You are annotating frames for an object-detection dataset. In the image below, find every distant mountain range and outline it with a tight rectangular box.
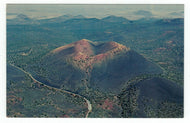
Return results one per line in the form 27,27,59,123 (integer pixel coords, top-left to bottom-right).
37,14,86,24
7,14,179,25
7,14,85,25
101,15,132,24
7,14,39,25
7,11,184,25
133,10,153,18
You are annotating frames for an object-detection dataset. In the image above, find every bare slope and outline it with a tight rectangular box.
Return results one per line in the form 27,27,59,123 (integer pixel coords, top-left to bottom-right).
31,39,162,93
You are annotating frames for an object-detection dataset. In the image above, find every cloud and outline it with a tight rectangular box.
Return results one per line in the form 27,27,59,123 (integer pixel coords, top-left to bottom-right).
7,13,18,15
169,12,183,16
169,11,184,18
133,10,153,17
26,9,37,12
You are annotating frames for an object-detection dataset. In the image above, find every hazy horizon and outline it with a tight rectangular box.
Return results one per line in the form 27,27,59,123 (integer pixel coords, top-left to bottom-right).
7,4,184,20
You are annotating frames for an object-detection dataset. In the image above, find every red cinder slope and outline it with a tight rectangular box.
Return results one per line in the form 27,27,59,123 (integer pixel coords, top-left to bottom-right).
50,39,130,70
36,39,162,93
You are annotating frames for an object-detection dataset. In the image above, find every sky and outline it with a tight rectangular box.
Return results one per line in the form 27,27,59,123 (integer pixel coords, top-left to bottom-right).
6,4,184,20
7,4,184,20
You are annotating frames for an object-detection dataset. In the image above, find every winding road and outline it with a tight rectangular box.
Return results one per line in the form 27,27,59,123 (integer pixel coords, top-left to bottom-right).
9,63,92,118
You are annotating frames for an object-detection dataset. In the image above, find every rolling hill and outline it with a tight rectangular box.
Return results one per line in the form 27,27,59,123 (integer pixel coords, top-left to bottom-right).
119,77,183,117
101,15,131,23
